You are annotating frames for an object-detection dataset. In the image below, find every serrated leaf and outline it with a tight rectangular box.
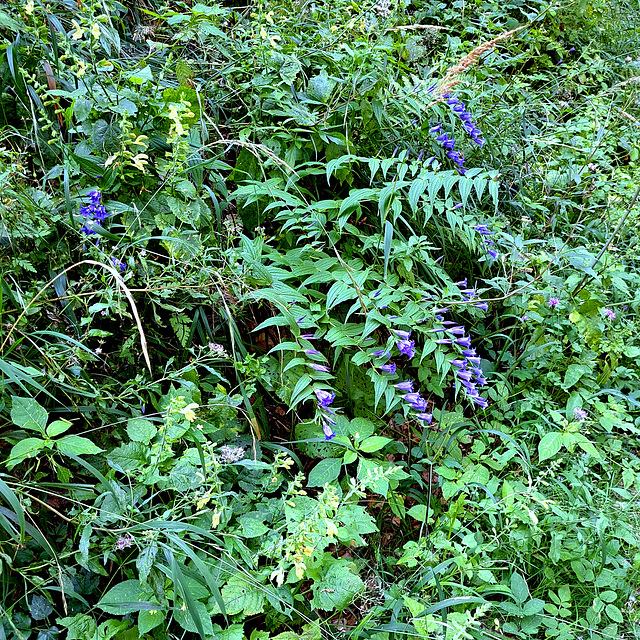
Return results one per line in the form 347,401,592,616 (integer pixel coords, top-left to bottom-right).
311,563,363,611
307,458,342,487
126,418,157,444
30,595,53,620
221,575,265,616
107,442,148,472
11,396,48,432
138,609,165,635
137,543,158,584
307,71,336,103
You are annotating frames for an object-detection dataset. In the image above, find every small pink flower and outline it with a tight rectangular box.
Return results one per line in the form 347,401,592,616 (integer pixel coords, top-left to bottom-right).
603,308,616,320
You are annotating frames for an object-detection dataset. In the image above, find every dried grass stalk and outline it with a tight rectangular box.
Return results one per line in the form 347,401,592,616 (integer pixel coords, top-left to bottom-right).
436,25,527,95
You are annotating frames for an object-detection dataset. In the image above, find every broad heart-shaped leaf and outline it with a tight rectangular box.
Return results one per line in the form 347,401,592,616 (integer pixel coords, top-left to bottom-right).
510,572,529,605
56,435,103,457
138,609,165,635
29,594,53,620
46,419,72,437
538,432,563,462
335,503,377,546
562,364,590,390
126,418,156,444
107,442,149,472
221,575,265,616
307,70,336,103
358,435,392,453
7,438,45,469
97,580,155,615
311,562,364,611
57,613,97,640
11,396,48,433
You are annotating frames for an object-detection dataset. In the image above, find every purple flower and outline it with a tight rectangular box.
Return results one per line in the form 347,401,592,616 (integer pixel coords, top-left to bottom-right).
305,349,321,355
446,326,466,336
456,337,472,348
474,302,489,310
411,398,428,411
573,407,588,422
395,381,414,392
461,349,476,358
429,124,443,134
393,329,411,341
373,349,389,357
110,257,126,273
467,356,481,365
297,316,306,324
402,392,421,404
436,133,456,150
322,420,336,441
548,297,560,309
372,290,381,298
315,389,335,407
475,375,488,386
456,370,473,381
603,308,616,320
427,327,447,333
309,363,330,372
397,340,415,358
472,396,488,408
380,362,397,374
487,249,499,260
455,278,468,287
416,412,433,424
114,534,135,551
450,359,466,368
474,225,493,236
433,308,450,314
435,338,453,345
300,334,317,339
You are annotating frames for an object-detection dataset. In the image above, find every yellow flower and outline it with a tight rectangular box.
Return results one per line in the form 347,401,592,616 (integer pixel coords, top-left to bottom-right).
195,491,211,511
211,509,221,528
325,519,338,537
302,545,314,556
24,0,34,15
91,23,101,39
270,567,285,587
280,457,294,470
268,34,281,48
71,20,85,40
265,11,275,24
76,59,86,77
179,402,199,422
130,153,149,173
104,155,118,168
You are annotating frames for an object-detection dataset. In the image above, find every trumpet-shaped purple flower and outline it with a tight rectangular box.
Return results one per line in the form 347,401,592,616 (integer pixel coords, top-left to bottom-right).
315,389,335,407
305,349,321,356
309,363,330,372
446,326,466,336
395,381,414,392
603,308,616,320
474,225,493,236
393,329,411,341
402,392,421,404
416,412,433,424
456,337,472,348
450,359,466,368
397,340,415,358
322,419,336,441
435,338,453,345
411,397,428,411
381,362,396,374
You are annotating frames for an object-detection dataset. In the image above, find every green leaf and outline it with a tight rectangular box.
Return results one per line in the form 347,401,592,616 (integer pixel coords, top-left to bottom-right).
6,438,45,469
56,435,103,457
97,580,155,615
173,598,213,636
137,543,158,583
562,364,589,390
11,396,48,433
358,436,392,453
510,572,529,605
538,432,563,462
574,435,602,460
221,575,265,616
46,419,72,437
126,418,157,444
237,513,269,538
605,603,623,623
407,504,428,521
289,373,312,408
311,562,363,611
57,614,97,640
107,442,148,472
307,458,342,487
138,609,165,635
336,503,377,545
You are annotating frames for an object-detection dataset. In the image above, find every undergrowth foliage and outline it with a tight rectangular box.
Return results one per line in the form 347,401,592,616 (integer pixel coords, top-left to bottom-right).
0,0,640,639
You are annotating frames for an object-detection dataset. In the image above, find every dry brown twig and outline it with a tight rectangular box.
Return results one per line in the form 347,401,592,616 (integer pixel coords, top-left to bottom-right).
435,25,527,95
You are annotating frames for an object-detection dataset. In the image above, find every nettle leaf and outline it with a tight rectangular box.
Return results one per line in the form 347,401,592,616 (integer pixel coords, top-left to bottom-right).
336,503,377,545
30,595,53,620
126,418,157,444
107,442,149,472
57,613,97,640
311,562,363,611
307,458,342,487
307,71,336,103
562,364,590,390
221,575,265,616
11,396,48,432
237,513,269,538
173,598,213,636
97,580,155,615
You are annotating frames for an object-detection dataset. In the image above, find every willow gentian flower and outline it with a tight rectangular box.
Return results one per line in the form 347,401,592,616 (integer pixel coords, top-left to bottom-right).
456,337,472,348
322,420,336,441
395,381,414,391
393,329,411,341
402,392,421,404
397,340,415,358
315,389,335,407
305,349,321,356
380,362,396,374
411,398,428,411
309,363,330,372
416,412,433,424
